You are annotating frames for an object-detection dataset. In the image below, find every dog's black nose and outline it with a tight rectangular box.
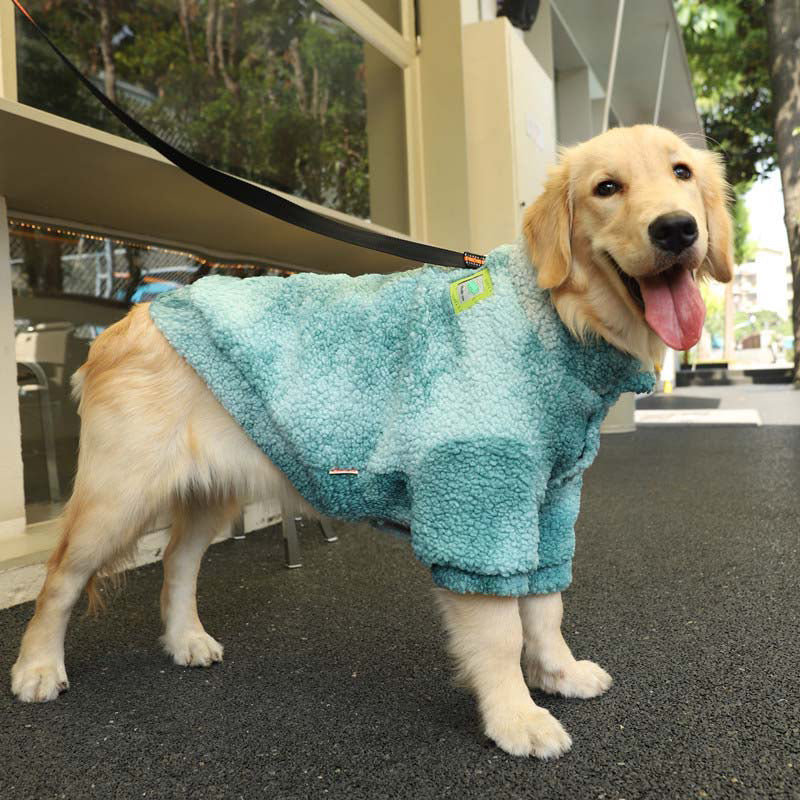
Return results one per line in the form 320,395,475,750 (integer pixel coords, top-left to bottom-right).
648,212,698,254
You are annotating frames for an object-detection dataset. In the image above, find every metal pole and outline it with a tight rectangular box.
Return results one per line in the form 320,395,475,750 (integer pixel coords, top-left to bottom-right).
602,0,626,132
653,25,670,125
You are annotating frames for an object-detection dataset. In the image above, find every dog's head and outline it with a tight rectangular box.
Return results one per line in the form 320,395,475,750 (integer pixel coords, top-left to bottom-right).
523,125,733,364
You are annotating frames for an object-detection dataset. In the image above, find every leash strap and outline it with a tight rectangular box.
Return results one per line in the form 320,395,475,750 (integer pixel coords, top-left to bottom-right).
11,0,485,270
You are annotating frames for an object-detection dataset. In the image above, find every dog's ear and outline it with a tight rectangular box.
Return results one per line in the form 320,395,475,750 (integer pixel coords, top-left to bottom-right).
698,150,734,283
523,160,573,290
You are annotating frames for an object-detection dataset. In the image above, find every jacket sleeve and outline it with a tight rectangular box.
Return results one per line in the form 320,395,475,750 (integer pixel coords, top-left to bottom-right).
408,437,550,596
533,473,582,586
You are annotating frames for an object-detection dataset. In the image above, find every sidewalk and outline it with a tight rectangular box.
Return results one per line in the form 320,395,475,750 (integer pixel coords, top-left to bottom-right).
637,383,800,425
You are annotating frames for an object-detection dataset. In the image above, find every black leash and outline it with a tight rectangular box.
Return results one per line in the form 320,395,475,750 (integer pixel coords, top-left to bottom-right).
11,0,485,271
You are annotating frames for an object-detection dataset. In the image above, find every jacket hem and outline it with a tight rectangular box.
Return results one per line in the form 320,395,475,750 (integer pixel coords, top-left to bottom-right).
430,561,572,597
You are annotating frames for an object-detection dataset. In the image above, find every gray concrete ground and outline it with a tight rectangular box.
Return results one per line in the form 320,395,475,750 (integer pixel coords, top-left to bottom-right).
0,427,798,799
638,383,800,425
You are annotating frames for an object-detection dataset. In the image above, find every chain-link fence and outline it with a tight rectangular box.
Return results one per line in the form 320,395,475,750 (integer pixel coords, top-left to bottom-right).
10,216,295,510
9,217,292,306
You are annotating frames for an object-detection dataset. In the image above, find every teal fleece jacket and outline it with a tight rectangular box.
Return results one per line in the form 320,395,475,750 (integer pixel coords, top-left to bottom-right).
150,241,654,597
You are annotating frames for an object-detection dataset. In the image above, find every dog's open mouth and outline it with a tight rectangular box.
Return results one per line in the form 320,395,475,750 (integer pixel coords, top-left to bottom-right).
604,252,706,351
607,253,645,310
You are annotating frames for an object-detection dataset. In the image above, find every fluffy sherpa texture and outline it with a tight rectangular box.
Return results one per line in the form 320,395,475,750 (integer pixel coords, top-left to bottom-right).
150,241,654,596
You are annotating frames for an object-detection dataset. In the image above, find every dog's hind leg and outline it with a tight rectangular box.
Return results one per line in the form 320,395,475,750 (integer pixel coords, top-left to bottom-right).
160,498,241,667
11,479,162,703
435,590,572,759
519,592,612,699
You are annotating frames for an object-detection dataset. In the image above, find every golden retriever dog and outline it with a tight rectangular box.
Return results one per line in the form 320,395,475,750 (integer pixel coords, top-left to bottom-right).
11,125,733,759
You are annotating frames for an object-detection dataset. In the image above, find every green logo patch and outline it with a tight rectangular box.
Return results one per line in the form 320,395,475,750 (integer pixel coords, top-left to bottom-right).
450,268,493,314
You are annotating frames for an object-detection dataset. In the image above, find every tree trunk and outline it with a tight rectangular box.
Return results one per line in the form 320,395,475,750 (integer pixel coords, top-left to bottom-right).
97,0,116,102
228,0,240,73
765,0,800,384
177,0,196,64
288,38,307,113
216,4,239,95
206,0,218,76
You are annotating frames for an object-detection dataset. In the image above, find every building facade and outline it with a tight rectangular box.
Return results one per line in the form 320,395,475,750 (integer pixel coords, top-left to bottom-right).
0,0,701,588
734,247,794,321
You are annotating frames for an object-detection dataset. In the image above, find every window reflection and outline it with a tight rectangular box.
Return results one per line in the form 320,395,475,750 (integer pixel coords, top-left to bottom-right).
11,217,288,522
16,1,408,230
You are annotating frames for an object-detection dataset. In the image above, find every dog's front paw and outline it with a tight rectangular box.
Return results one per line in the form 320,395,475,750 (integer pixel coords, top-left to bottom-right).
162,630,224,667
11,659,69,703
527,658,612,699
484,704,572,759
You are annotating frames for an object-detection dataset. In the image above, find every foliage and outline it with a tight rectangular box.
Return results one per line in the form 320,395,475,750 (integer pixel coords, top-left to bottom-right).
677,0,799,377
675,0,773,272
16,0,371,219
675,0,773,186
731,186,757,266
735,309,793,341
699,286,792,348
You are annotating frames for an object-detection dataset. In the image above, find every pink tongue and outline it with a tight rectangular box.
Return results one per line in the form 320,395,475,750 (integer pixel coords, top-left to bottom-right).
638,267,706,351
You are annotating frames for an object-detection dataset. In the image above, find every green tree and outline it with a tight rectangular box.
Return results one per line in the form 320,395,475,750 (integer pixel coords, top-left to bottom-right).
16,0,371,219
676,0,800,382
676,1,774,184
732,188,757,266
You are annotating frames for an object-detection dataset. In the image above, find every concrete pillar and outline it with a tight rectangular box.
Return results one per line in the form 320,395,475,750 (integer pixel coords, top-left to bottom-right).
556,67,592,147
417,0,473,250
461,18,556,254
0,198,27,539
460,0,496,25
1,2,29,537
591,98,605,137
0,0,17,102
600,392,636,434
523,0,554,82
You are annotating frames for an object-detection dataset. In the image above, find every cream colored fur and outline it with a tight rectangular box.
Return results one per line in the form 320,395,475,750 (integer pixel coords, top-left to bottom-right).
11,125,733,760
525,125,733,368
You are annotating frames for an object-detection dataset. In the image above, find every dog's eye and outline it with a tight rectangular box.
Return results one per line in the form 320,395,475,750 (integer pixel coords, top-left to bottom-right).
674,163,692,180
594,180,621,197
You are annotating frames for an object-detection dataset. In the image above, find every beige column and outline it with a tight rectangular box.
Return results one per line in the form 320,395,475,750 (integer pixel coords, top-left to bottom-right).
416,0,473,250
556,67,592,146
523,0,554,82
0,5,25,535
0,197,26,538
0,0,17,102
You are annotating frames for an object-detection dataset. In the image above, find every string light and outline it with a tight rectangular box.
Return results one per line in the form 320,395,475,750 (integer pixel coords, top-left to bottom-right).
8,217,294,276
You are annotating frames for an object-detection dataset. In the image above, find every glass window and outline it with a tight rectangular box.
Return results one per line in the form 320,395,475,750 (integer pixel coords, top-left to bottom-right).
15,1,409,231
10,216,289,523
